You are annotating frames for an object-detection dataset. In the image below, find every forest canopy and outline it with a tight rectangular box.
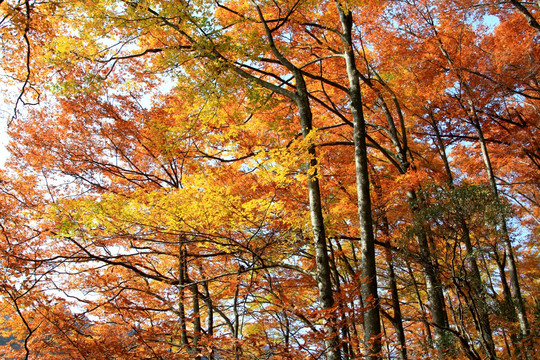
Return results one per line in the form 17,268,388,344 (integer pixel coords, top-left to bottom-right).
0,0,539,359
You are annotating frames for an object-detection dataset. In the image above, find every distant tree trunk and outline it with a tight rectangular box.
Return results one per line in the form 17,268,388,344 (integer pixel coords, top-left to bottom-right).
328,239,354,360
372,168,408,360
430,117,497,359
334,237,364,358
471,115,530,348
433,25,530,349
391,133,451,357
178,241,189,349
408,198,451,359
191,282,201,357
384,247,408,360
233,268,241,360
200,267,214,360
406,263,433,347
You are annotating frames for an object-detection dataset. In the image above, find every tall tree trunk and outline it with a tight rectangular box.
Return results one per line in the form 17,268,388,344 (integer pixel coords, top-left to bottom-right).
337,6,382,359
408,197,451,359
372,167,408,360
433,24,530,348
385,248,408,360
379,98,451,356
178,241,189,350
191,282,201,358
328,239,354,360
430,117,497,359
473,118,530,337
201,268,214,360
353,44,450,356
229,7,342,359
296,88,341,360
406,262,433,348
335,238,364,358
233,269,241,360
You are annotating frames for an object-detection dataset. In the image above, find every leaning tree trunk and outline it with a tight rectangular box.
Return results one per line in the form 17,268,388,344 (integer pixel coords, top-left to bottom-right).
472,116,530,350
375,95,451,358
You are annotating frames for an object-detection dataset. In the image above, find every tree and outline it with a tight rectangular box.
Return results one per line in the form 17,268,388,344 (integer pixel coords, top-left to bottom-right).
1,0,539,359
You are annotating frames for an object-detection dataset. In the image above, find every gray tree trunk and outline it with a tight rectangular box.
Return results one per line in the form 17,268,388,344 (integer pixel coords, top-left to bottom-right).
472,117,530,350
431,118,497,359
296,82,341,360
336,5,382,359
230,7,342,359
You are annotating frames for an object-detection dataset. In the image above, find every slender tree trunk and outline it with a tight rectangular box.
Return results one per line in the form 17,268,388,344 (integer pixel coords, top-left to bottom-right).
385,100,451,357
178,242,189,350
493,247,518,314
385,248,408,360
233,269,241,360
406,263,433,348
472,118,530,341
435,25,530,344
408,189,451,358
460,223,497,359
233,7,341,358
191,282,201,357
296,90,341,360
372,167,408,360
337,6,382,359
356,46,450,356
335,238,363,358
201,271,214,360
430,118,497,359
329,239,354,360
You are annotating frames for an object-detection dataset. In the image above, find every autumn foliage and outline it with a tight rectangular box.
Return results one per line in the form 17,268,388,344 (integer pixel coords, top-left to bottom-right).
0,0,539,359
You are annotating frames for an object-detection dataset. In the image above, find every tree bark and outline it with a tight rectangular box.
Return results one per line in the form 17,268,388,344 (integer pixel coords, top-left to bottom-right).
430,117,497,359
337,6,382,359
222,7,342,359
472,116,530,343
372,167,408,360
407,194,451,359
296,87,341,360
